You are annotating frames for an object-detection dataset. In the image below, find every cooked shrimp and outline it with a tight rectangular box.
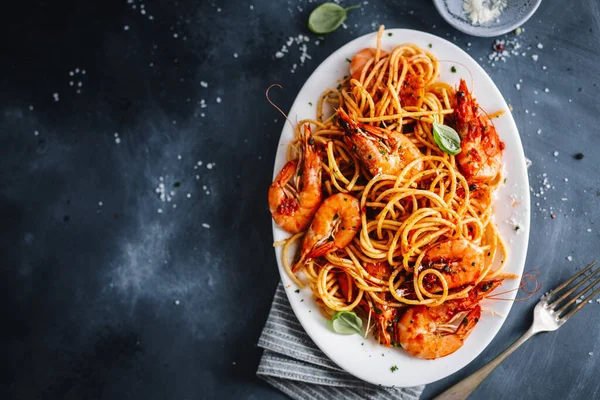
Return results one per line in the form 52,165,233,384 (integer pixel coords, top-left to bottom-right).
364,261,391,281
400,73,425,107
421,239,485,293
397,279,502,359
268,124,322,233
370,303,397,347
337,108,424,176
454,79,505,183
349,48,388,81
293,193,361,272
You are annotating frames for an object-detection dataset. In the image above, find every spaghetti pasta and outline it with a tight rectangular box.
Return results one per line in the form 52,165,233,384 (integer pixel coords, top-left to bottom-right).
269,25,509,359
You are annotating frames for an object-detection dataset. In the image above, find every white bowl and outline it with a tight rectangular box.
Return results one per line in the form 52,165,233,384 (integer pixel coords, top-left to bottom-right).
433,0,543,37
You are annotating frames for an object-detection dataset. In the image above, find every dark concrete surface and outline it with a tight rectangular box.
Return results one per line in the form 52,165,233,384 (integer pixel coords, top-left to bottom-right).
1,0,599,399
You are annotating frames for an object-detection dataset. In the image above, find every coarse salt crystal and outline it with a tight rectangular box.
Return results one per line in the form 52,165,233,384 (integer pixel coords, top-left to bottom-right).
207,163,214,169
544,88,550,93
186,193,191,198
124,25,130,31
515,83,521,90
200,81,208,88
216,97,222,103
98,201,103,206
202,223,210,228
553,151,559,157
537,129,542,134
157,208,163,214
531,54,538,61
34,130,39,136
177,155,182,160
587,228,592,232
537,43,544,49
567,256,573,261
175,300,180,305
233,53,238,58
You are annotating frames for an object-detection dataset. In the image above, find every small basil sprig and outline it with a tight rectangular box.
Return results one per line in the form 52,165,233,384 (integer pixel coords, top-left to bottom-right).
331,311,363,335
308,3,360,34
432,122,462,155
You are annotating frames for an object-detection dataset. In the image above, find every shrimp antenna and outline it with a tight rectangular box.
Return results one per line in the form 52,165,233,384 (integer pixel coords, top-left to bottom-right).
266,84,295,131
437,60,474,92
486,270,542,301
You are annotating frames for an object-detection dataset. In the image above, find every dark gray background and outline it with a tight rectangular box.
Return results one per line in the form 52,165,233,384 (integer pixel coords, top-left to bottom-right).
1,0,599,399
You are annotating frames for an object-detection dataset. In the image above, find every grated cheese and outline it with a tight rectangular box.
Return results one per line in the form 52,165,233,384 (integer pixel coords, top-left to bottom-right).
463,0,507,25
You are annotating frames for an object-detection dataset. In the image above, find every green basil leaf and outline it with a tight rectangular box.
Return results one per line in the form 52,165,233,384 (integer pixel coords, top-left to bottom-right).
308,3,360,34
432,122,462,155
331,311,363,335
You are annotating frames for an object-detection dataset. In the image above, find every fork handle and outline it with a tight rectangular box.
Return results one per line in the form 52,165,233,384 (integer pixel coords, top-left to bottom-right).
432,327,537,400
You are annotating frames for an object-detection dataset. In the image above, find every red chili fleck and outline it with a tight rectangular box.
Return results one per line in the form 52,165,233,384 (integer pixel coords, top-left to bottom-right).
278,198,299,215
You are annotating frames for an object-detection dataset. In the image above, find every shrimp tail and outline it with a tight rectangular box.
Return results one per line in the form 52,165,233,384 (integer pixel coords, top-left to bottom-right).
307,241,336,259
455,305,481,336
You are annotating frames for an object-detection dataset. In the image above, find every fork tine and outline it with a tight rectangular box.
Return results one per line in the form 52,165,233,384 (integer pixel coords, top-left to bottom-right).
550,263,600,307
555,274,600,317
559,285,600,321
547,260,597,300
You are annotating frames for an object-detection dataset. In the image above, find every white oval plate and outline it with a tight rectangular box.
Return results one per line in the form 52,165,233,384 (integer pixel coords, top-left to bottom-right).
271,28,530,387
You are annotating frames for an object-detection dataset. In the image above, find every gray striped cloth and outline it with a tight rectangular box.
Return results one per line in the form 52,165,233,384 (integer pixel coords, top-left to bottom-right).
257,283,425,400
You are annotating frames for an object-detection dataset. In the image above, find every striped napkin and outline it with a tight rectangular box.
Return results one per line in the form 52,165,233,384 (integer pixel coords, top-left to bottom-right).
256,283,425,400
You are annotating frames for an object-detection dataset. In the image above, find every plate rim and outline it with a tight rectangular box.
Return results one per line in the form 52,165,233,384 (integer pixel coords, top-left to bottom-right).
270,27,531,387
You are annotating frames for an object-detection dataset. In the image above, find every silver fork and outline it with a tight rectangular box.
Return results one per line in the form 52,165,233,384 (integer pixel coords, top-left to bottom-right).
434,260,600,400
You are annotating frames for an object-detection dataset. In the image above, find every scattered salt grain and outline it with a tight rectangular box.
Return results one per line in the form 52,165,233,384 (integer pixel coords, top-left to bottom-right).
175,300,180,305
157,208,163,214
202,223,210,229
590,352,594,356
186,193,191,198
587,228,592,232
544,88,550,93
567,256,573,261
531,54,538,61
115,137,121,144
233,53,238,58
537,43,544,49
515,83,520,90
206,163,214,169
98,201,103,206
34,130,39,136
29,105,34,110
537,129,542,135
124,25,130,31
173,33,178,38
249,5,254,10
200,81,208,88
553,151,559,157
216,97,222,103
564,178,568,182
52,93,59,102
525,158,532,168
177,155,182,160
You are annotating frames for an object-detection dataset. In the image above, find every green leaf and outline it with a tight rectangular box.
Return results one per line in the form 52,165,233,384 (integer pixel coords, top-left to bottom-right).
331,311,363,335
308,3,360,34
432,122,462,155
